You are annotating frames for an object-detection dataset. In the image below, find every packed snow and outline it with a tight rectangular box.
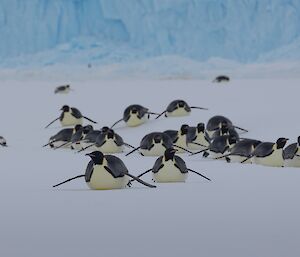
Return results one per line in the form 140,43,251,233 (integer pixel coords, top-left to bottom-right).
1,74,300,257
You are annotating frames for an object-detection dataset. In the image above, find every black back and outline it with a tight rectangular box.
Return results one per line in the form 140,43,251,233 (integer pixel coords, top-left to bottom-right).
163,130,178,143
230,139,261,157
166,99,191,113
50,128,73,142
71,107,83,119
105,155,128,178
252,142,275,157
209,135,230,154
283,143,298,159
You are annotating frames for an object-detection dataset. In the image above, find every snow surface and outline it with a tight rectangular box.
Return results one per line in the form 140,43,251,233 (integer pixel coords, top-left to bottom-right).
1,75,300,257
1,0,300,64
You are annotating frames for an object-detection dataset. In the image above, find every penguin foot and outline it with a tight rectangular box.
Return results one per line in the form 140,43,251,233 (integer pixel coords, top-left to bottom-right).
226,157,231,163
127,181,132,187
203,151,209,158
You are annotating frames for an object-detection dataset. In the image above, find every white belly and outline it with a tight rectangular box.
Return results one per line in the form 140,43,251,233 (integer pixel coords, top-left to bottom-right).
174,135,187,153
58,88,71,94
187,134,209,150
71,142,83,150
94,139,124,153
126,114,148,127
253,149,284,167
60,112,83,127
229,155,252,164
152,161,188,183
50,141,70,149
166,108,190,117
140,143,166,156
284,156,300,167
87,165,129,190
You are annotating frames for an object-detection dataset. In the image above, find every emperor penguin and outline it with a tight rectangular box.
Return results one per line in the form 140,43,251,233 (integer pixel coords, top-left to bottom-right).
186,123,210,151
0,136,7,147
213,75,230,83
79,129,134,154
242,138,289,167
110,104,159,128
156,99,208,119
163,124,193,153
70,125,94,150
191,135,238,161
214,139,262,163
43,124,83,148
126,132,173,157
206,115,248,138
52,151,156,190
80,127,106,149
54,85,72,94
283,137,300,167
45,105,97,128
134,148,211,183
210,122,239,141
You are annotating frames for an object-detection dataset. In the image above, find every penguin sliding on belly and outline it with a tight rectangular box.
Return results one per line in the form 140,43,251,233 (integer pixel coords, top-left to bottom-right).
78,129,134,154
214,139,262,163
163,124,195,153
241,138,288,167
54,85,72,94
186,123,210,151
110,104,159,128
53,151,156,190
133,149,211,183
70,125,94,150
125,132,174,157
45,105,97,128
190,135,238,162
156,99,208,119
206,115,248,138
283,136,300,167
0,136,7,147
43,125,83,148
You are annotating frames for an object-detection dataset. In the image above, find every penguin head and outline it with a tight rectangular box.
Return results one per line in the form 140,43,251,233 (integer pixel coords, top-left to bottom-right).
83,125,93,134
86,151,104,165
74,124,83,132
276,138,289,149
180,124,189,135
297,136,300,145
220,122,229,134
154,134,162,144
106,129,115,139
66,85,70,88
178,100,186,108
131,107,138,114
164,148,177,161
228,135,237,145
197,123,205,133
101,126,110,133
60,105,70,112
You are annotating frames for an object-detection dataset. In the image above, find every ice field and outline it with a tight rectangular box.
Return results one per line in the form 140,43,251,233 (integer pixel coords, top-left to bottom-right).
1,75,300,257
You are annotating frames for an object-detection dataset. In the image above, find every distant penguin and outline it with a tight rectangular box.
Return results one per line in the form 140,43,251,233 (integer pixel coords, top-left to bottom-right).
242,138,288,167
164,124,193,153
0,136,7,147
126,132,173,157
186,123,210,151
45,105,97,128
191,135,238,161
156,99,208,119
213,75,230,83
134,149,211,183
53,151,156,190
54,85,72,94
215,139,262,163
70,125,94,150
111,104,159,128
283,137,300,167
206,115,248,138
43,125,83,149
79,129,134,154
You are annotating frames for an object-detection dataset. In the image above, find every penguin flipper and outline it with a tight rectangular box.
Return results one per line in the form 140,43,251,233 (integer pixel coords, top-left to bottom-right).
45,117,60,128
